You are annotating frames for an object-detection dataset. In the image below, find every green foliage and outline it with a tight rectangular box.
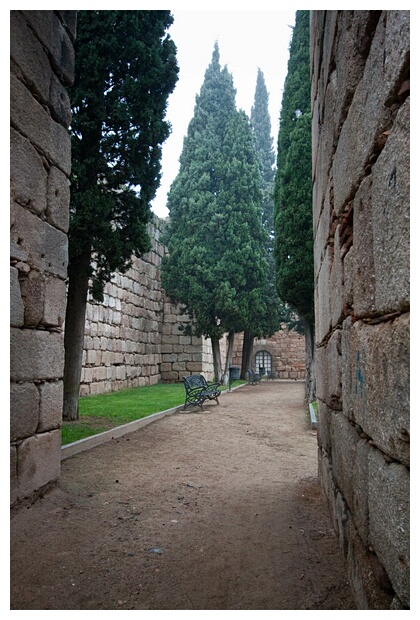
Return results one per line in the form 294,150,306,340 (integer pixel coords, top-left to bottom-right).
161,43,269,339
274,11,314,325
69,10,179,300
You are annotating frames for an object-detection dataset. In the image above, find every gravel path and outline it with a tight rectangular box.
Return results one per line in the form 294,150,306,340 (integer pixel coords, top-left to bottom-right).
11,380,356,610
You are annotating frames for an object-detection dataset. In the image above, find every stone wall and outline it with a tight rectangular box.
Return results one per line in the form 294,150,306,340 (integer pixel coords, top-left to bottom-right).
232,330,306,379
81,219,227,393
10,10,76,505
311,10,409,609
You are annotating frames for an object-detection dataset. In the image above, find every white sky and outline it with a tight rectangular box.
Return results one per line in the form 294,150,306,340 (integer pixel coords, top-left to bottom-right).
151,9,296,218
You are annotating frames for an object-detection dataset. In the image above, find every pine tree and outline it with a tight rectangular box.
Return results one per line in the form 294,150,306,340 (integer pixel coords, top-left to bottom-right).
63,10,178,419
161,43,268,381
273,10,315,399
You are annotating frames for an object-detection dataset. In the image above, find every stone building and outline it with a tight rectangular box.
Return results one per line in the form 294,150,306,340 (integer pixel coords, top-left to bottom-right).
311,10,410,609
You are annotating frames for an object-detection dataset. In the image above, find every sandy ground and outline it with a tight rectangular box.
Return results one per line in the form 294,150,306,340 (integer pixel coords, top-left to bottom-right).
10,380,356,610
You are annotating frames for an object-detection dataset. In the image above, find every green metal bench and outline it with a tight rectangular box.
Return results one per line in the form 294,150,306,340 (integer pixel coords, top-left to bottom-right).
182,375,222,410
247,369,262,385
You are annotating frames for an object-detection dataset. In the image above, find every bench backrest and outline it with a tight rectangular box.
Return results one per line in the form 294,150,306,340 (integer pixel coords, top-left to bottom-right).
183,374,207,392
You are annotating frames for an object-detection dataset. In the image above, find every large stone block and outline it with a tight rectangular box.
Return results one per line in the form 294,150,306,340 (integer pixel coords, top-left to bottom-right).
10,266,24,327
372,99,410,314
44,276,66,327
47,165,70,233
10,128,47,215
21,10,75,87
10,11,52,104
330,413,360,516
38,380,63,432
10,382,40,442
332,14,392,215
352,176,376,318
342,315,409,465
314,245,332,344
10,328,64,382
347,520,394,609
368,448,409,606
11,203,68,278
16,430,61,500
10,74,71,175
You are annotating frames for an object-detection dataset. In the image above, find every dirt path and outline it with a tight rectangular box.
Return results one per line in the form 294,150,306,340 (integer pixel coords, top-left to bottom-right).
10,380,356,610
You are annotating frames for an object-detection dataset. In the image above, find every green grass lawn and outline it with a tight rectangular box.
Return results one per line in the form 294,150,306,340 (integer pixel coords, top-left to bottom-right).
61,380,245,445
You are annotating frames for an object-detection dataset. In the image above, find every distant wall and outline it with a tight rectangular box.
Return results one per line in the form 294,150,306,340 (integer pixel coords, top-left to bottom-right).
10,10,76,505
311,10,409,609
232,330,306,379
81,219,226,394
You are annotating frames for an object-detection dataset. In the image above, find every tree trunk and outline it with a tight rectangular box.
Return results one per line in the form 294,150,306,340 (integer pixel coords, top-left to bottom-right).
240,330,254,379
63,250,91,420
211,336,223,383
222,330,235,385
304,319,316,403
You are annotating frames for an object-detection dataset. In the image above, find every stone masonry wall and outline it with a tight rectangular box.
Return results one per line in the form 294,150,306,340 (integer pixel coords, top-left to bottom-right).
10,10,76,505
232,330,306,379
311,10,409,609
81,219,226,394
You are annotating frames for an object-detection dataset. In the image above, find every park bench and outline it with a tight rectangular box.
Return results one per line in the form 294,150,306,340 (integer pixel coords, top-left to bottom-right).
182,375,222,410
247,369,262,385
267,371,276,380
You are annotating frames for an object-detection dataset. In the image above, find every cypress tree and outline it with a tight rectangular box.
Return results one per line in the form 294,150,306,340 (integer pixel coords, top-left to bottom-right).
63,10,178,419
273,10,315,399
161,43,268,381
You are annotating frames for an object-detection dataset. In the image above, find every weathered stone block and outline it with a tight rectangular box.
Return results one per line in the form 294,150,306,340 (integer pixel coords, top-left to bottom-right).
316,400,332,455
10,128,47,215
315,245,332,344
10,74,71,175
11,203,68,278
372,99,410,314
10,382,40,441
342,315,409,465
38,380,63,432
10,266,24,327
16,430,61,499
330,413,360,515
347,519,394,610
332,14,392,215
44,276,66,327
352,176,376,317
10,328,64,382
22,268,45,326
47,165,70,232
368,448,409,607
21,10,75,87
330,225,345,328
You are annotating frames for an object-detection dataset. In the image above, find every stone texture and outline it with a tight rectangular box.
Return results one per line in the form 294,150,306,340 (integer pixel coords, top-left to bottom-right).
368,449,410,607
10,266,24,327
10,10,74,507
16,430,61,500
372,99,410,314
10,382,40,442
11,328,65,383
312,10,410,609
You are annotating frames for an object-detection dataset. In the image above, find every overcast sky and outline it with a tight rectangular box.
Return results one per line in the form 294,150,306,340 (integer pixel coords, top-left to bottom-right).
151,9,296,218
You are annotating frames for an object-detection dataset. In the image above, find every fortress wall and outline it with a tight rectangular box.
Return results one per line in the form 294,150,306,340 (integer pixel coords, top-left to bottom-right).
311,10,409,609
10,10,76,505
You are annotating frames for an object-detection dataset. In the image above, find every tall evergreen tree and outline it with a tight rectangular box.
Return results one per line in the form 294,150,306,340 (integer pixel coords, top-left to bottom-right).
273,10,315,400
161,43,268,382
63,10,178,419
